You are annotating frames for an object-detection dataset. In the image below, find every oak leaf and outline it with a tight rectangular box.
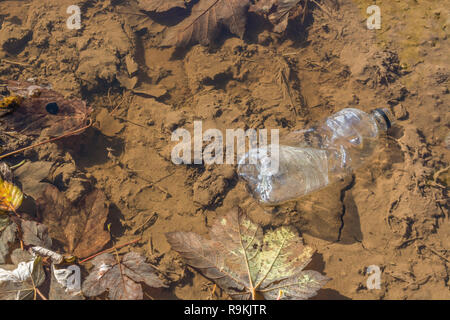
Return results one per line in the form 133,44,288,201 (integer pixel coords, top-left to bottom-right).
162,0,251,47
37,185,110,259
167,209,329,300
82,252,167,300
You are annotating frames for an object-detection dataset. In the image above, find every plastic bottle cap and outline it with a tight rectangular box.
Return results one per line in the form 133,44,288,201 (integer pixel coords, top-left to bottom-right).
374,108,392,129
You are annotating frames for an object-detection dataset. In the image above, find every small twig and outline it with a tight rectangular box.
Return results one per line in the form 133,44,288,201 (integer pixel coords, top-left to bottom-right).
1,59,29,67
35,287,48,300
0,121,92,160
79,238,141,264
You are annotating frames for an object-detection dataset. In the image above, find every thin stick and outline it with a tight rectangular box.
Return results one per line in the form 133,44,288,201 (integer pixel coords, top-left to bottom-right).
35,287,48,300
79,238,141,264
1,59,29,67
0,121,92,160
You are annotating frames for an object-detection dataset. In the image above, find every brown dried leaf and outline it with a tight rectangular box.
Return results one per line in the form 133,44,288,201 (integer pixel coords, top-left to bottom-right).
138,0,186,12
37,185,110,259
250,0,305,32
3,80,91,138
162,0,251,47
21,220,52,249
0,162,13,183
167,209,329,300
82,252,167,300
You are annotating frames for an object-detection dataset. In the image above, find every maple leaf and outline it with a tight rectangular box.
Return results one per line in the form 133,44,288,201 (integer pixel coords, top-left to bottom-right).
162,0,252,47
167,209,329,300
0,257,45,300
138,0,187,13
2,80,91,138
82,252,167,300
37,184,110,259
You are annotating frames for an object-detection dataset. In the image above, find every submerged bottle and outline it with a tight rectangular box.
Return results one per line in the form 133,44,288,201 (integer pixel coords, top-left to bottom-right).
238,108,394,205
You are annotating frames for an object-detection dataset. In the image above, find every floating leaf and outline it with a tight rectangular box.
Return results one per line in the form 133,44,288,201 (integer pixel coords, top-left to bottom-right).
2,80,91,138
167,209,329,300
0,257,45,300
0,178,23,213
162,0,251,47
37,184,110,259
82,252,167,300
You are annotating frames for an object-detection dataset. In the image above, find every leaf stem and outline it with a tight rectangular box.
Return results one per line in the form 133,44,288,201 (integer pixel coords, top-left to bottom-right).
79,238,141,264
0,121,92,160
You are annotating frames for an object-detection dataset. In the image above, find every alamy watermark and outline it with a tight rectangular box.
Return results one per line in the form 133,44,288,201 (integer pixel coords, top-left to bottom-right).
366,265,381,290
171,121,280,172
367,5,381,30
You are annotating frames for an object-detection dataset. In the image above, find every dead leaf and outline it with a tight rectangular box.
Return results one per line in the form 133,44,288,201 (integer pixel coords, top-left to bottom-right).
82,252,167,300
0,257,45,300
250,0,305,32
138,0,187,12
167,209,329,300
163,0,251,47
21,220,52,249
14,161,53,199
3,80,91,138
0,218,16,264
0,177,23,212
37,184,110,259
0,162,13,182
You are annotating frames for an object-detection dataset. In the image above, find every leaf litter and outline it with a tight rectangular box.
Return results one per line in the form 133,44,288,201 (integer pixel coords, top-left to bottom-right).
167,209,329,300
160,0,308,47
82,252,167,300
37,184,111,259
3,80,92,138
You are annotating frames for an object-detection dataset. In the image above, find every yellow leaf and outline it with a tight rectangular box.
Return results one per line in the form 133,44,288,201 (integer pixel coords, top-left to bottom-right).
0,178,23,213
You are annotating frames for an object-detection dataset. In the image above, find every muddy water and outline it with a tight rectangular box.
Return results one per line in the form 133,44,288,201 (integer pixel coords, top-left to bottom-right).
0,0,448,300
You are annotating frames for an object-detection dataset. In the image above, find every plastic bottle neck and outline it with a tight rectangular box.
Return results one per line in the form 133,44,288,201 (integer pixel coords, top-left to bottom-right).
371,108,394,131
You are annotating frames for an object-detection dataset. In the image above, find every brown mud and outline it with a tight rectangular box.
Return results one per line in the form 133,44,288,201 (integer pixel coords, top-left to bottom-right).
0,0,448,299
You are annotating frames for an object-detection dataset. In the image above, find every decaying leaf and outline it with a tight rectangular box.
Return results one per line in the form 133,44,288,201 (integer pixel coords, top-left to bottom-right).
0,218,16,264
21,220,52,249
0,257,45,300
14,161,53,199
163,0,251,47
167,209,329,300
138,0,187,12
37,184,110,259
0,162,13,183
0,178,23,212
2,80,91,138
82,252,167,300
250,0,306,33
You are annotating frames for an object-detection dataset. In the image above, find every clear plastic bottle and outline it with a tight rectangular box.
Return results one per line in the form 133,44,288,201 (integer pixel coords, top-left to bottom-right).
238,108,394,205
